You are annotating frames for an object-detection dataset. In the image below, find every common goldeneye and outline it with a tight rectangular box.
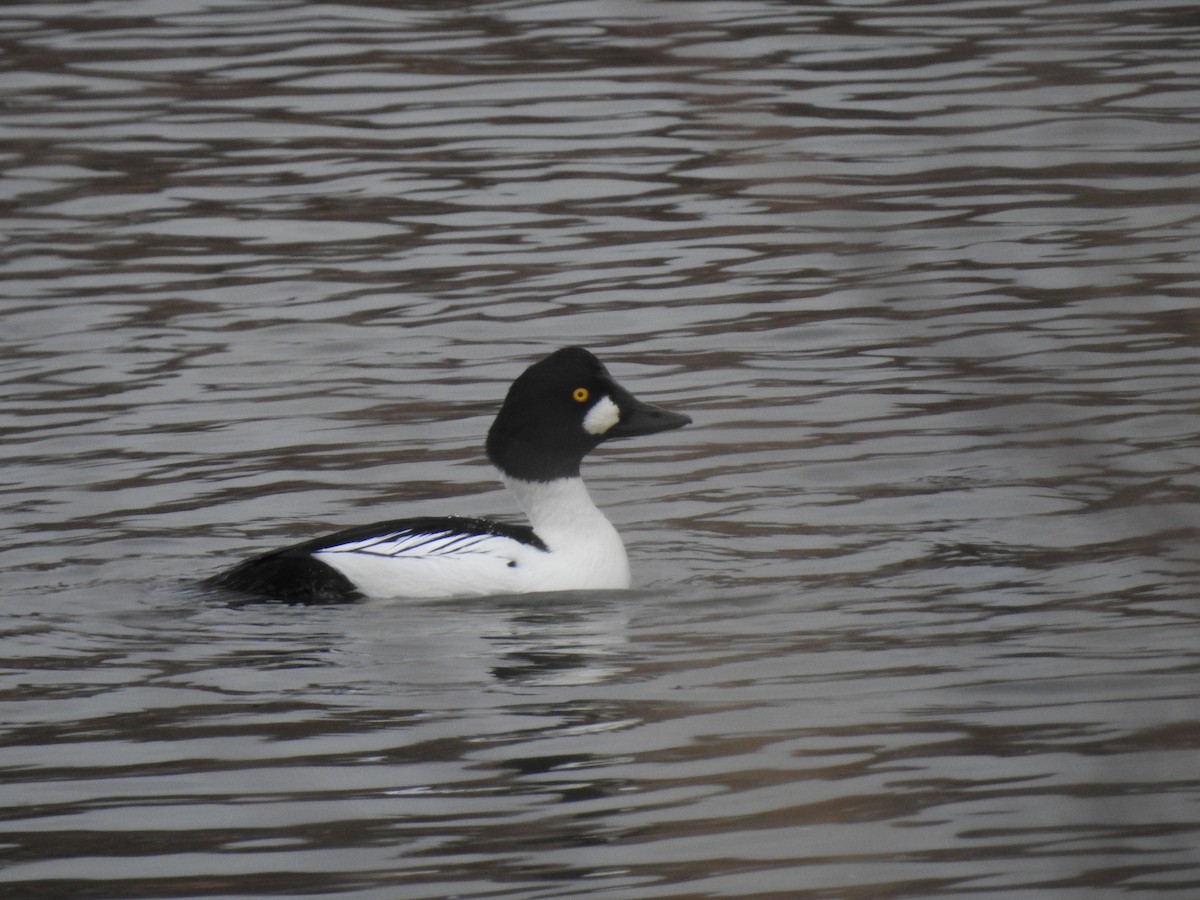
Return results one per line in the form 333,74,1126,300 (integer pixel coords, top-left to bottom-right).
206,347,690,601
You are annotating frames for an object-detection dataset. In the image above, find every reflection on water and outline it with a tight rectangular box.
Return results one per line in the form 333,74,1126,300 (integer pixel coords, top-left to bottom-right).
2,0,1199,897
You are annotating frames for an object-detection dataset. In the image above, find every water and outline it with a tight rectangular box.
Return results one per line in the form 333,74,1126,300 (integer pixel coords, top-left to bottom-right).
2,0,1199,897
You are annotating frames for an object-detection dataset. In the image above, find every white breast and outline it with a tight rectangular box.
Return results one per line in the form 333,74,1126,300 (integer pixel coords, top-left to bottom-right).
502,476,631,592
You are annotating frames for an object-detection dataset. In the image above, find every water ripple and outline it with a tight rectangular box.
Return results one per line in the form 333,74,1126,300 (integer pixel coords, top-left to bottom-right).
2,0,1199,897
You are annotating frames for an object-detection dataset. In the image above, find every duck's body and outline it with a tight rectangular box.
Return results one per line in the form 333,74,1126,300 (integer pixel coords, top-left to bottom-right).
206,347,689,602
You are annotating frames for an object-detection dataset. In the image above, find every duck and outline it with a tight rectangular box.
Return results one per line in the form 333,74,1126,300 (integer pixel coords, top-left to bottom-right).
204,346,690,601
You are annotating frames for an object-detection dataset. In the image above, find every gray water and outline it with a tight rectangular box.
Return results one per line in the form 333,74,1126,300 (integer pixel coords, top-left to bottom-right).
2,1,1199,897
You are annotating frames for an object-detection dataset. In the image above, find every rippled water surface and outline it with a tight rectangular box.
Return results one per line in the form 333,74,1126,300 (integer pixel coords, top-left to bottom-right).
3,1,1200,897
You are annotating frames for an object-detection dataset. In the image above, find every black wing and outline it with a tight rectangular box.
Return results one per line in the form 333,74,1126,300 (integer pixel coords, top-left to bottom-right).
204,516,545,604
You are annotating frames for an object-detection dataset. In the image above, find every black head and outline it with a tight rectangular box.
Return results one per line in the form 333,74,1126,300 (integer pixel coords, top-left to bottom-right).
485,347,691,482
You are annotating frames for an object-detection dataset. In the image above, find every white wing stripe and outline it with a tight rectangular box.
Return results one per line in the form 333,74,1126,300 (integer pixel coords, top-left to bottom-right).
322,530,512,559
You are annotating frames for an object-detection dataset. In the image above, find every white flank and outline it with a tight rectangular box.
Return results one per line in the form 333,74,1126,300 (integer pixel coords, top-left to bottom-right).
313,476,631,599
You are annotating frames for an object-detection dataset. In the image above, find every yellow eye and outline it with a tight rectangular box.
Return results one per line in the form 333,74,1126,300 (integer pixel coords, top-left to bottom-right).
572,387,590,403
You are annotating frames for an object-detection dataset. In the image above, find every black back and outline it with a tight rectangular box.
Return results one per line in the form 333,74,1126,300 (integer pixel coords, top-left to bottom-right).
204,516,545,604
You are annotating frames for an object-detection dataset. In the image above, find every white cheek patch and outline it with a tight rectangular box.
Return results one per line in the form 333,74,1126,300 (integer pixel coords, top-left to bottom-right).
582,395,621,435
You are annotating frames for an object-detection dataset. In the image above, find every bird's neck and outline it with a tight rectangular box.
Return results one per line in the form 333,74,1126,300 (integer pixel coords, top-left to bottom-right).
502,475,620,548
